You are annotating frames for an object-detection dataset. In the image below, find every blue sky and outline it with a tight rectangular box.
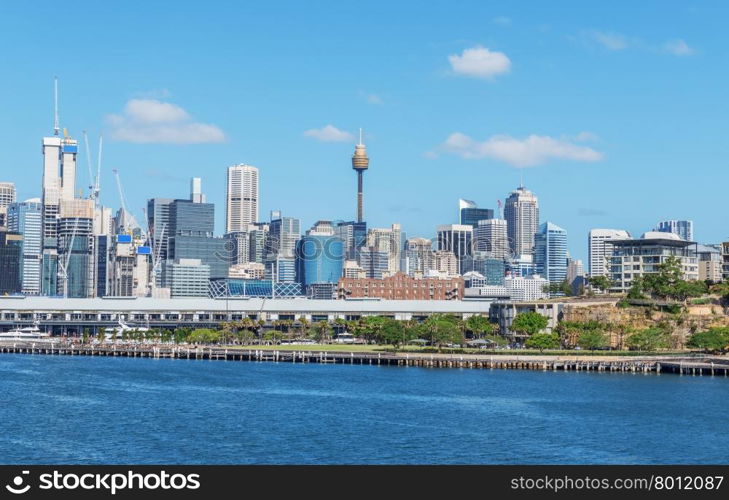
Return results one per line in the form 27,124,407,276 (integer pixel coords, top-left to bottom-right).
1,1,727,261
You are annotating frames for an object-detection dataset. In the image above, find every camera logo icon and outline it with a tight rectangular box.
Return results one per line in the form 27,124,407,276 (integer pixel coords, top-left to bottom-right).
5,471,31,495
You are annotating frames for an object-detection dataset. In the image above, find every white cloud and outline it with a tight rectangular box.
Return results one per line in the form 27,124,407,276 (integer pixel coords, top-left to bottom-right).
303,125,355,142
106,99,225,144
440,132,604,167
448,46,511,79
663,39,695,56
492,16,511,26
366,94,383,105
586,30,630,50
573,131,599,142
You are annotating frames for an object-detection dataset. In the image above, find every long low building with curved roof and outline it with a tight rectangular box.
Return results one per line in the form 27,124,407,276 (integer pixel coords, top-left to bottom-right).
0,296,494,334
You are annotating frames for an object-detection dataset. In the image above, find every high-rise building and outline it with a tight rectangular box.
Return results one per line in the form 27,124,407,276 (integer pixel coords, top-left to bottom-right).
404,237,434,277
566,256,585,285
248,223,269,264
0,230,23,295
504,186,539,257
433,250,458,277
437,224,473,274
170,199,215,237
161,258,211,297
147,198,174,261
459,199,494,227
366,224,401,275
57,199,94,298
655,220,694,242
296,230,344,289
358,247,389,279
7,199,42,295
588,229,631,276
334,220,367,260
267,213,300,259
0,182,16,228
722,242,729,282
609,232,699,293
190,177,206,203
474,218,509,259
535,222,567,284
696,244,723,283
351,130,369,223
226,164,259,233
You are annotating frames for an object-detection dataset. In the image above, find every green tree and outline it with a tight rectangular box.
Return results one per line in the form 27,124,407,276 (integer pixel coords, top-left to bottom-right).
510,312,548,337
378,318,413,349
687,327,729,353
360,316,387,343
312,321,332,343
525,333,560,352
640,256,707,302
587,275,613,293
465,315,492,339
422,314,463,350
577,329,609,351
625,327,670,351
188,328,221,344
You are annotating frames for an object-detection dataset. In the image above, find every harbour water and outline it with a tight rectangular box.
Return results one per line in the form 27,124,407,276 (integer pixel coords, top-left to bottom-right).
1,353,727,464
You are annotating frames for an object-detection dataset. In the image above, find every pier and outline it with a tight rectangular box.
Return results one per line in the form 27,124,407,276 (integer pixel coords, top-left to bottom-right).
0,343,727,376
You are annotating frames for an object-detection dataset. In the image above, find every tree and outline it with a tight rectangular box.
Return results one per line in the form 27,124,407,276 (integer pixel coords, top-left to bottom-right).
312,321,332,343
625,327,670,351
711,282,729,306
422,314,463,351
577,330,609,351
379,318,413,350
525,333,560,352
360,316,387,343
465,315,493,339
687,328,729,353
587,275,613,293
640,256,707,302
188,328,220,344
510,312,548,337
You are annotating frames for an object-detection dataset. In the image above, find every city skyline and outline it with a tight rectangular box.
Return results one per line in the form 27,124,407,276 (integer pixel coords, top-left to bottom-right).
1,2,728,262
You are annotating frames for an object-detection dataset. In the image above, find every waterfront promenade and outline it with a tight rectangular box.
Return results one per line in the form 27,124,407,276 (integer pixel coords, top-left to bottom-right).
0,342,726,376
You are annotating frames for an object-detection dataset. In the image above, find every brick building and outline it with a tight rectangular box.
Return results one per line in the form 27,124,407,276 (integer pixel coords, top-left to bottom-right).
337,272,463,300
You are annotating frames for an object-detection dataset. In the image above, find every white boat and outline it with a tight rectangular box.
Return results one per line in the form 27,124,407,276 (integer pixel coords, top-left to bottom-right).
0,323,54,343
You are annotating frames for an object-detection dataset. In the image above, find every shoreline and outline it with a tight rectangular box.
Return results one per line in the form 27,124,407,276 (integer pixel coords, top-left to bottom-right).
1,343,727,377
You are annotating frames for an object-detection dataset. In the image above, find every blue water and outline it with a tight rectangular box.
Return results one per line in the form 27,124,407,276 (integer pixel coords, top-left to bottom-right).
0,354,727,464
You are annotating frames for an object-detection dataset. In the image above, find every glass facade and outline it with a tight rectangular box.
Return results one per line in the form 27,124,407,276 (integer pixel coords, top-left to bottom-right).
168,235,229,279
535,222,567,283
296,235,344,286
0,231,23,294
460,207,494,227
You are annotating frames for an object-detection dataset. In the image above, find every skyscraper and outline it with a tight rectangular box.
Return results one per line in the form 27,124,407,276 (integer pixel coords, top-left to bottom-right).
458,199,494,227
535,222,567,284
226,164,259,233
504,186,539,257
296,223,345,289
437,224,473,274
366,224,401,275
655,220,693,242
474,218,509,259
588,229,630,277
351,130,369,223
267,213,301,260
190,177,206,203
0,230,22,295
147,198,174,261
57,199,94,298
7,199,42,295
0,182,16,228
404,237,434,277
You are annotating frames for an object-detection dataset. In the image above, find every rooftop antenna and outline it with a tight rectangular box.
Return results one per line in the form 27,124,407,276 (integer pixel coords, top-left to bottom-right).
519,172,524,189
358,127,363,146
53,76,60,136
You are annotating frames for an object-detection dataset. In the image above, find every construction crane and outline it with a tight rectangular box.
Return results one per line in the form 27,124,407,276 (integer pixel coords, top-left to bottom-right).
57,219,80,299
83,132,103,208
112,168,142,236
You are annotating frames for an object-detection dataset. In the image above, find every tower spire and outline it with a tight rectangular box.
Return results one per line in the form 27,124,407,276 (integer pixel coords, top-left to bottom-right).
53,76,60,136
351,128,370,223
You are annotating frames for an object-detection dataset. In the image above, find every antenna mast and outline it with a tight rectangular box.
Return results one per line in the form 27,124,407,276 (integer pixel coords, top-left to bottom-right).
53,77,60,136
